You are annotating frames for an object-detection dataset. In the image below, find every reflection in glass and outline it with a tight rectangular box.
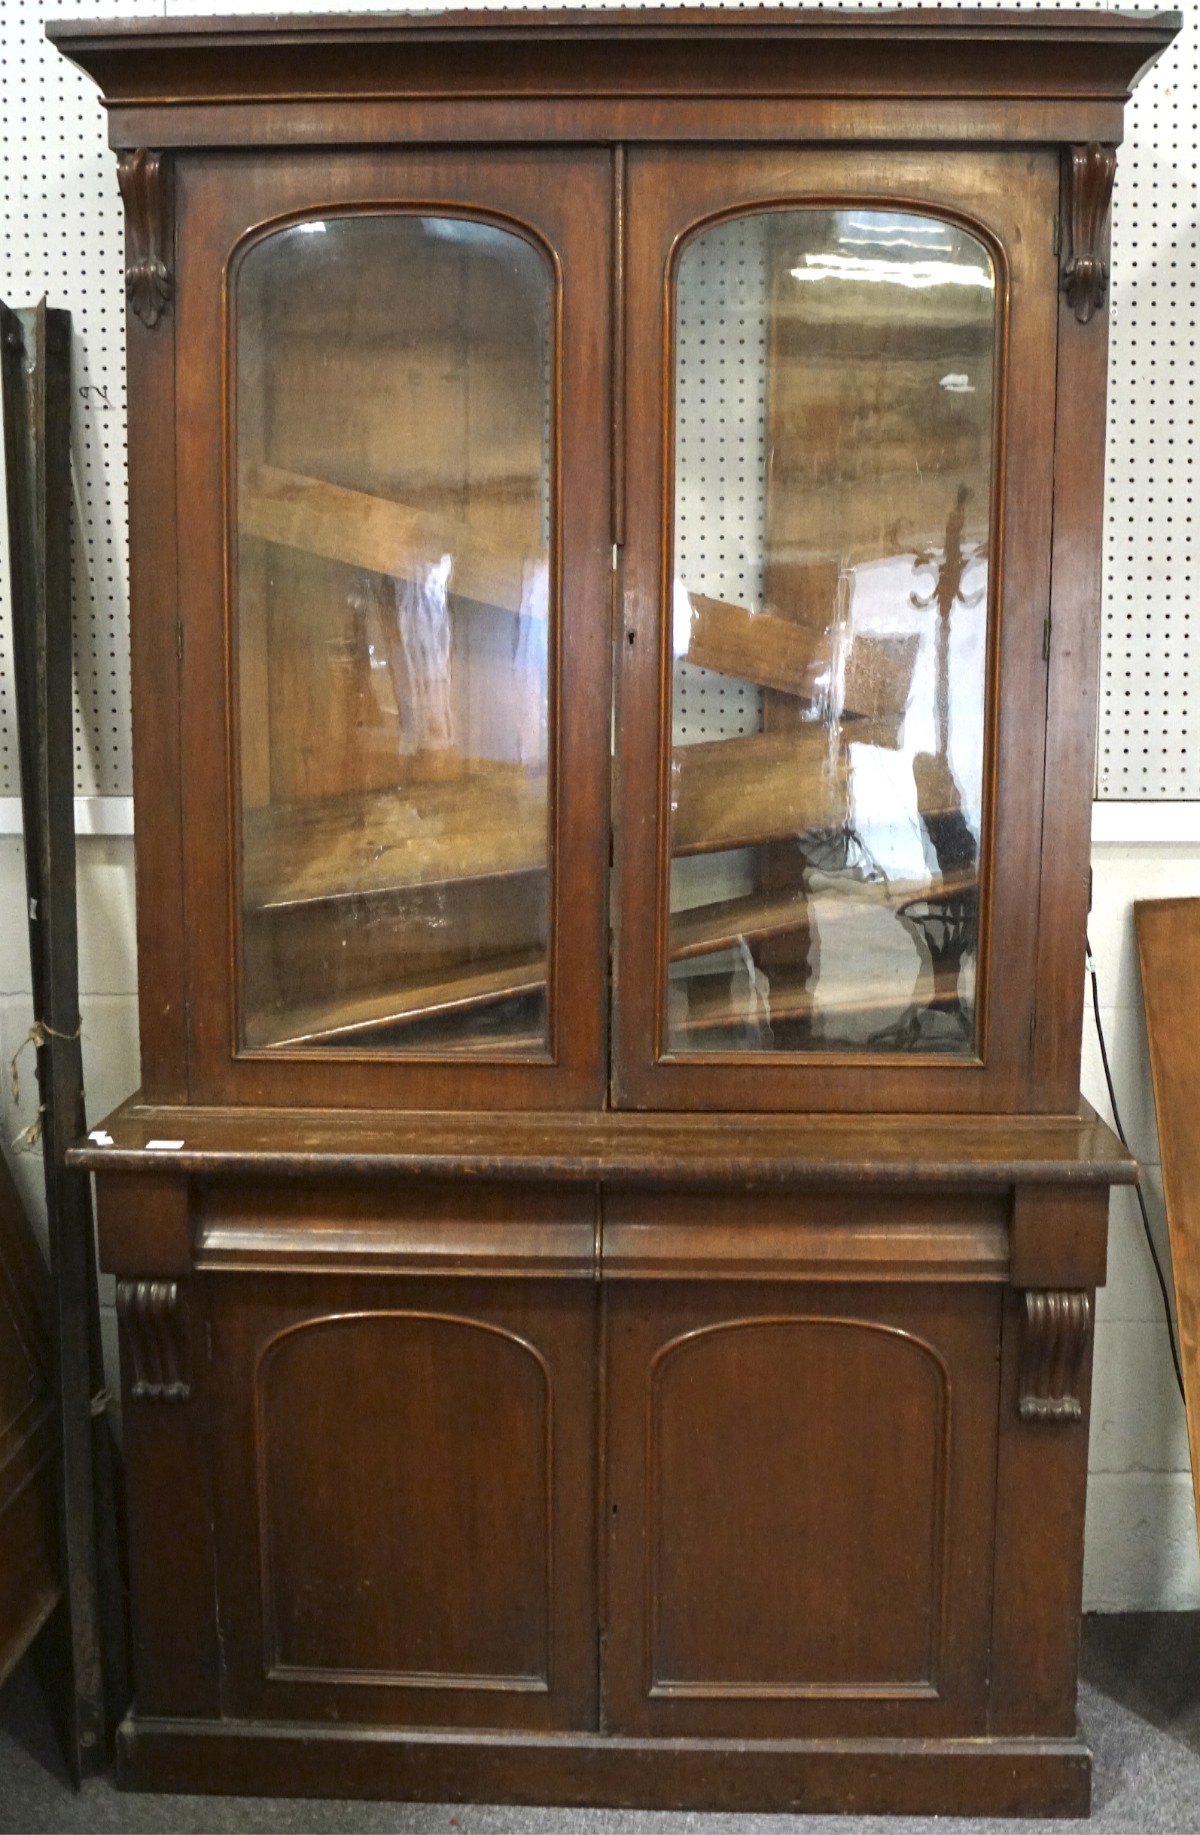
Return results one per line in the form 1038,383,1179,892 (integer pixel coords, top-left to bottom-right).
667,210,994,1056
235,215,552,1054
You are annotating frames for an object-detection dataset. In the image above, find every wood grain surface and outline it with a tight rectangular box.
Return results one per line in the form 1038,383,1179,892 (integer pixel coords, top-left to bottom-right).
43,5,1175,1812
72,1094,1136,1186
240,465,531,617
1135,896,1200,1555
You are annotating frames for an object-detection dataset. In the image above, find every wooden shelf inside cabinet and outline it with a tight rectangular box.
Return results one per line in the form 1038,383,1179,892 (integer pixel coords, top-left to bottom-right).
668,731,968,857
243,726,922,927
243,951,547,1052
242,774,548,911
670,731,850,854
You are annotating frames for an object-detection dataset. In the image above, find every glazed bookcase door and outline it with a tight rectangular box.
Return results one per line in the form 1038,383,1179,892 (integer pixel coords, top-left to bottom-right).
613,149,1060,1113
172,150,612,1109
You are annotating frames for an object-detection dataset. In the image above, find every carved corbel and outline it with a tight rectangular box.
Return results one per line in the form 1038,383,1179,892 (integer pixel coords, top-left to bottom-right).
1062,143,1117,326
116,1278,191,1402
116,150,173,329
1018,1289,1091,1424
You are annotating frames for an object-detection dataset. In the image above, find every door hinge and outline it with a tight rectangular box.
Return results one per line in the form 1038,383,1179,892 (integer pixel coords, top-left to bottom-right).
1052,212,1062,257
176,615,184,667
1029,1007,1038,1052
1042,613,1052,663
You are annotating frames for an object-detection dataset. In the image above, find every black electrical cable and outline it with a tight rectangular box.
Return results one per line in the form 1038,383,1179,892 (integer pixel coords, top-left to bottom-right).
1086,934,1186,1404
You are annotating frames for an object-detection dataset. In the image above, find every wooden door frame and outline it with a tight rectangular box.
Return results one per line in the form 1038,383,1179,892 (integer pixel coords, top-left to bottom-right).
169,146,613,1111
612,145,1061,1113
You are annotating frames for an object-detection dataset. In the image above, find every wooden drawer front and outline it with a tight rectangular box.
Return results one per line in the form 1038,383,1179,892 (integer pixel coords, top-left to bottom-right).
211,1274,598,1730
604,1278,1001,1739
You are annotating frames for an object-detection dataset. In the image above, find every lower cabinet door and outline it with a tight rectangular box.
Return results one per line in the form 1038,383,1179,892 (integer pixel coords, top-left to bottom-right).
210,1273,598,1730
603,1280,1002,1738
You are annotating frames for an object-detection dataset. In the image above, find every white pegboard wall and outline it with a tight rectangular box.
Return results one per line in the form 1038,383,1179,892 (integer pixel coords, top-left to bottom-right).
1100,47,1199,798
673,214,769,747
0,0,1190,801
0,0,165,800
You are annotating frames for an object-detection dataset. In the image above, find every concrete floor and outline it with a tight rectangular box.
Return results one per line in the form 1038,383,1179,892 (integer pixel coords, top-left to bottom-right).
2,1615,1199,1834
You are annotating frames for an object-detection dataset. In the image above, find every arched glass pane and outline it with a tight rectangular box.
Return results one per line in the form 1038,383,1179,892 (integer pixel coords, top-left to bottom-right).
667,209,994,1057
234,215,552,1055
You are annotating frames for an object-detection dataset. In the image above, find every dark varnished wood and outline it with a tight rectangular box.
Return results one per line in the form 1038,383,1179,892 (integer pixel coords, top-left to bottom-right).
73,1096,1135,1189
95,1175,191,1277
988,1279,1095,1739
117,1275,220,1720
1011,1184,1109,1289
113,1717,1092,1815
603,1280,1000,1738
100,97,1132,155
48,8,1178,114
1031,154,1118,1107
48,6,1173,1813
602,1188,1010,1283
1017,1291,1092,1424
193,1180,596,1279
210,1274,598,1731
116,150,173,329
115,1281,191,1403
1062,144,1118,325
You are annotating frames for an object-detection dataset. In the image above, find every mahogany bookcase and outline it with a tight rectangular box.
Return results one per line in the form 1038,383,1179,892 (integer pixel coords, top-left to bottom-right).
52,8,1178,1815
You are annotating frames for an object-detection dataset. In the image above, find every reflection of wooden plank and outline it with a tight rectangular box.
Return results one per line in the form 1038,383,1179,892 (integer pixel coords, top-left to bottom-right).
843,634,921,747
239,464,530,615
245,870,547,1011
684,594,822,697
671,887,814,960
243,766,546,910
686,587,921,730
1134,898,1200,1562
683,595,918,742
670,870,976,962
247,951,546,1050
672,730,849,855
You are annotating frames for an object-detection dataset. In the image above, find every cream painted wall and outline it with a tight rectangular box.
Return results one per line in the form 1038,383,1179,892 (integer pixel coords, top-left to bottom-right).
0,824,1197,1607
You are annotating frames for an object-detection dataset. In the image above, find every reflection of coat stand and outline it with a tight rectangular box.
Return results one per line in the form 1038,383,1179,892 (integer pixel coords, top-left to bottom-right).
893,874,979,1040
870,487,984,1047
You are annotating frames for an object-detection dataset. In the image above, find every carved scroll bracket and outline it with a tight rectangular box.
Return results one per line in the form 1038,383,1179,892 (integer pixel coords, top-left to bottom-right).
1062,143,1117,326
1019,1289,1091,1424
116,149,173,330
116,1278,191,1402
